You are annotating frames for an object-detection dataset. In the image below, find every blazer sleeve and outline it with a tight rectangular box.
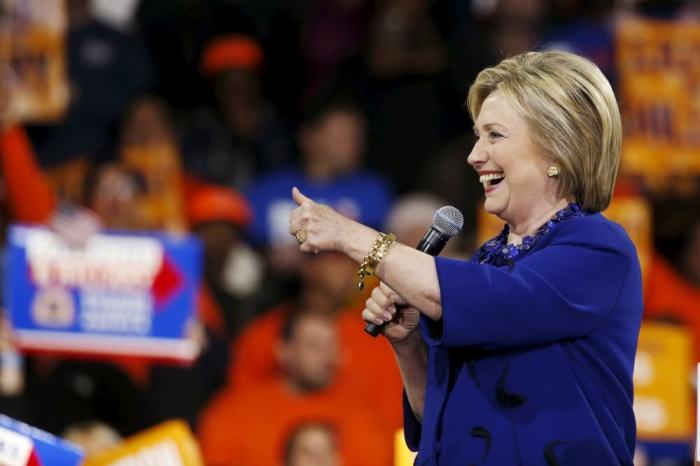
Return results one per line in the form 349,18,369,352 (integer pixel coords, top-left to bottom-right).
422,221,634,349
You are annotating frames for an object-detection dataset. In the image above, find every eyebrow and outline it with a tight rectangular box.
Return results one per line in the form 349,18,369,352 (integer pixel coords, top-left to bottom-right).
473,122,505,133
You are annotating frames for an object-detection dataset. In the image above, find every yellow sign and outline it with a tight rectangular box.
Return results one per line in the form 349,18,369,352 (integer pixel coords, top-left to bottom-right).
634,322,693,441
394,429,416,466
617,19,700,187
83,420,203,466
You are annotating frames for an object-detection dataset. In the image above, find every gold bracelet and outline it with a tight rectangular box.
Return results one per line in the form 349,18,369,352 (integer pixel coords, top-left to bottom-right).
357,232,396,290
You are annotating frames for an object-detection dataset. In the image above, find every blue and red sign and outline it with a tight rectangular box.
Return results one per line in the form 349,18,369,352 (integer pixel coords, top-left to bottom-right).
0,414,83,466
4,225,202,362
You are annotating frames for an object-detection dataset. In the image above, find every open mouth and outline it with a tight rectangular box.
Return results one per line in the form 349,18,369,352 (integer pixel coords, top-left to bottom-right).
479,173,505,189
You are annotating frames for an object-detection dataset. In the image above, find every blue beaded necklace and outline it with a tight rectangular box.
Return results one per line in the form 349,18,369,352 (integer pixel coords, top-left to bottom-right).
474,203,589,266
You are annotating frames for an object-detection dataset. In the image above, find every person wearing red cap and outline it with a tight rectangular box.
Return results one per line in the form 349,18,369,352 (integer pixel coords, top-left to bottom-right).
186,184,264,336
182,34,293,190
148,183,261,430
200,35,265,77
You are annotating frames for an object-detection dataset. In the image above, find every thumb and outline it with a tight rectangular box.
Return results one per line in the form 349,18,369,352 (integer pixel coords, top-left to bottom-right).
292,187,312,206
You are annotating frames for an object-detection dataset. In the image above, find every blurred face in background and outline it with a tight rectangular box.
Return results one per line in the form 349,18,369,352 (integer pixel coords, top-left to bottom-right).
279,314,339,393
301,253,357,313
380,0,427,15
119,96,175,147
195,221,240,287
489,0,546,58
302,110,365,179
285,424,340,466
215,68,263,140
89,164,143,230
495,0,545,20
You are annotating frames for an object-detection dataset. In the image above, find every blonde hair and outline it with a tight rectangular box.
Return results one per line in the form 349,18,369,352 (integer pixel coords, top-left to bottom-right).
467,51,621,212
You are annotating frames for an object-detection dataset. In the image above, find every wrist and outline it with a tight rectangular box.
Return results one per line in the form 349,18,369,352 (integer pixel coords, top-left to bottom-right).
341,222,378,263
390,329,423,356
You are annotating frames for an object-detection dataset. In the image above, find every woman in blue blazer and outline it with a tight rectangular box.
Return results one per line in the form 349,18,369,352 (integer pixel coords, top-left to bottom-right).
289,51,642,466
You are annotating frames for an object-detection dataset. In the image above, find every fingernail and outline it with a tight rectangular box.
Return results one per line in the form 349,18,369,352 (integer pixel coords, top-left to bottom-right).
389,305,396,314
383,311,392,320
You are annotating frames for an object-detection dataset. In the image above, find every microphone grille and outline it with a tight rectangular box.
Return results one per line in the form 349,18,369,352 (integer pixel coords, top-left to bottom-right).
432,206,464,237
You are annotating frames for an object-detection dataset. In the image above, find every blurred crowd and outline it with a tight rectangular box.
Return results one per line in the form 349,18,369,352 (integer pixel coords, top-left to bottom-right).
1,0,700,465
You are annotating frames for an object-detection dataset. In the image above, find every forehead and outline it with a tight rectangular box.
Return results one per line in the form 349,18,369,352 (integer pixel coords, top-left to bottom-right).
293,315,335,339
474,91,525,129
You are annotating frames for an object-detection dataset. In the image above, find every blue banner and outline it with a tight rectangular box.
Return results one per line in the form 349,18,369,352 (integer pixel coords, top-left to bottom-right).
4,225,202,362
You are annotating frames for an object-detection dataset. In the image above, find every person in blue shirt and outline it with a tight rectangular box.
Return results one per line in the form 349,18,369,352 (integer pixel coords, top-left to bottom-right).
248,97,392,248
288,50,642,465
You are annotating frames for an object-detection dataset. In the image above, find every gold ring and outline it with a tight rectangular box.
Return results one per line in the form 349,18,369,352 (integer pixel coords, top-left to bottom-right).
295,230,307,245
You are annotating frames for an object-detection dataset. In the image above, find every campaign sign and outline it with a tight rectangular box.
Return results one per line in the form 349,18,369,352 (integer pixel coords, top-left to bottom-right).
0,414,83,466
0,0,70,122
4,225,202,362
83,420,203,466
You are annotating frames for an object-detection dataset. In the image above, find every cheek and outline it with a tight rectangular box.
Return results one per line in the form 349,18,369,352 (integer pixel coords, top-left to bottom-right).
508,167,547,193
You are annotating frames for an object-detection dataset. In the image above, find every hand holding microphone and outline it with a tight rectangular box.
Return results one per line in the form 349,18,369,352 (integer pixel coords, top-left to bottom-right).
364,206,464,337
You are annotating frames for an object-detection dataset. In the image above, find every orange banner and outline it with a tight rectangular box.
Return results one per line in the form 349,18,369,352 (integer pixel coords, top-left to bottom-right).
617,19,700,187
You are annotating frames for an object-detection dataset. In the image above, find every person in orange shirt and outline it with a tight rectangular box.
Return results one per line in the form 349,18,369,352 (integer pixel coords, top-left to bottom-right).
228,251,404,432
199,310,392,466
283,422,340,466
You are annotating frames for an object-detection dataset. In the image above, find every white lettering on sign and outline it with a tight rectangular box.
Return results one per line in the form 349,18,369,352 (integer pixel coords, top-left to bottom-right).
25,230,163,290
80,290,153,335
109,440,184,466
268,200,297,246
633,396,667,432
0,426,33,466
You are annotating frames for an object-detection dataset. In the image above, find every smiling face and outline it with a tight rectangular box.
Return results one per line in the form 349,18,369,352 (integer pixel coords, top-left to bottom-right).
468,90,567,229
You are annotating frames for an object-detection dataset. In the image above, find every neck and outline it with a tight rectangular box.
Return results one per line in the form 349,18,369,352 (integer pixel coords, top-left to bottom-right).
300,289,343,316
283,376,326,396
507,198,570,245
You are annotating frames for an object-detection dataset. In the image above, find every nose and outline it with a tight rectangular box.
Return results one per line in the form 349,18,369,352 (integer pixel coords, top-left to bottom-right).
467,138,486,168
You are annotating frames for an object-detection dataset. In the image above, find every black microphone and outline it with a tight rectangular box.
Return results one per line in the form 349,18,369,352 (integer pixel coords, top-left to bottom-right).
364,206,464,337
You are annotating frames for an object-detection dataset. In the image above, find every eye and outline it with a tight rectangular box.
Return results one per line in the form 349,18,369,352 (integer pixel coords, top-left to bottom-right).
488,131,503,139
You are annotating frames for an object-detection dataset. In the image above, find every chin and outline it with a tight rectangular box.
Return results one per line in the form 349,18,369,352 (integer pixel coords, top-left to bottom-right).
483,197,507,218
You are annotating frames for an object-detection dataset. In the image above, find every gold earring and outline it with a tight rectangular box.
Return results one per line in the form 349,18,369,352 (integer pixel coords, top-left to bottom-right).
546,166,560,177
